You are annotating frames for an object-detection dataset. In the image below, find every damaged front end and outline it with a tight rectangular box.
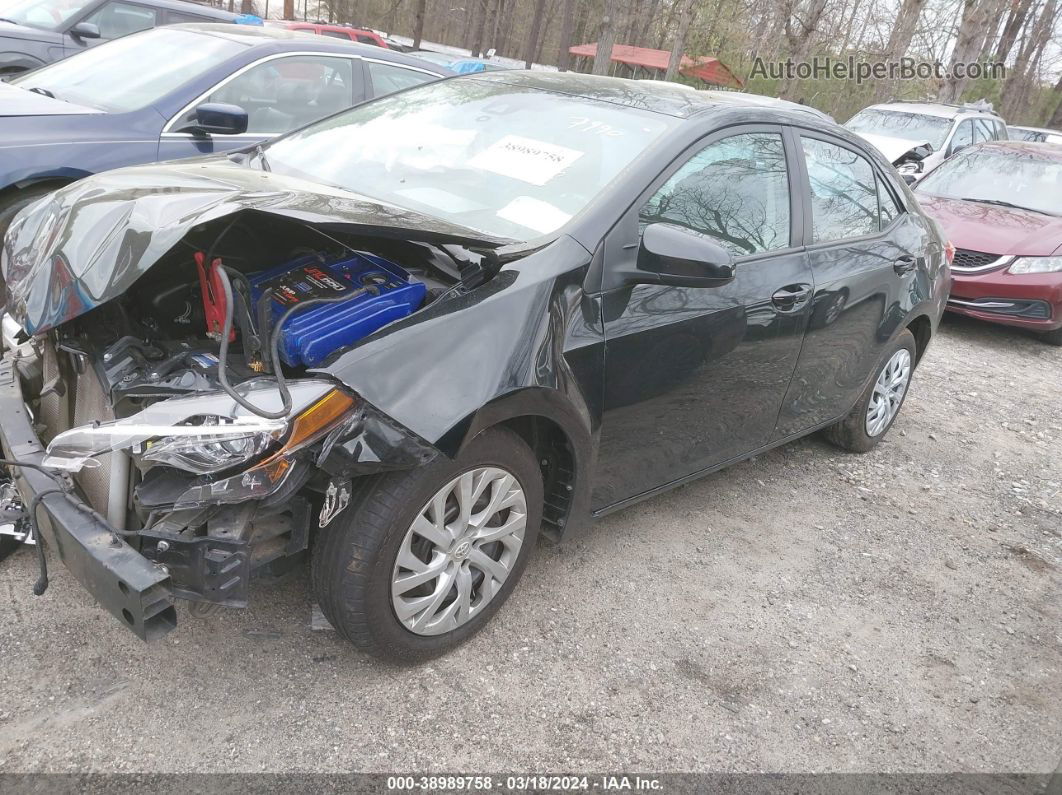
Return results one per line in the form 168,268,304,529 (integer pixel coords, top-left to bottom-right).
0,168,496,638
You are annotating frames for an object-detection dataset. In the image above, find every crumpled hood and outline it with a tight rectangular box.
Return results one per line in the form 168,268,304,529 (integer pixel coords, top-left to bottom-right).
2,158,510,335
853,131,931,164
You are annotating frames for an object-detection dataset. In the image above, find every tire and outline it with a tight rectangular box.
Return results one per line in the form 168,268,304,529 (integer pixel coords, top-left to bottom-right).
0,535,20,564
311,426,543,663
822,329,917,453
1038,327,1062,346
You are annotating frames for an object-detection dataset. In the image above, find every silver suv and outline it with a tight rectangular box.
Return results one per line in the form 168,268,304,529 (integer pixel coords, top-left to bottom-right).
845,100,1008,182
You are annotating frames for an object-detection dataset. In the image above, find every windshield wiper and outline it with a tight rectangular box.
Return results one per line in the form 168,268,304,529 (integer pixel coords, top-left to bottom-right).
960,197,1055,215
27,86,55,99
251,144,270,172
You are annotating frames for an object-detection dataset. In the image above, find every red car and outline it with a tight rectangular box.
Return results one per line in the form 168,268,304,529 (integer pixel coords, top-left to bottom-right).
268,20,389,48
913,141,1062,345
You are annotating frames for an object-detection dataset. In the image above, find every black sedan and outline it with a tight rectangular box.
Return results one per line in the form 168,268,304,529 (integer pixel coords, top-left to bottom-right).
0,23,450,236
0,73,950,661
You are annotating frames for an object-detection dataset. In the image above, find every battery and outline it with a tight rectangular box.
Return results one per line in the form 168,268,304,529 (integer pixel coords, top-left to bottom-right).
249,251,426,368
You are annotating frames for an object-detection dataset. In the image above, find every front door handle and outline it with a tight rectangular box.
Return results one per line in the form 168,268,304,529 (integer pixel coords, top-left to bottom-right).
772,283,812,311
894,255,917,275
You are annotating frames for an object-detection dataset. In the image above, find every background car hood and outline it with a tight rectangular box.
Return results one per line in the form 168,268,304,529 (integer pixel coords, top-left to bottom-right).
853,131,931,164
3,159,510,335
0,20,61,43
0,83,104,116
915,194,1062,256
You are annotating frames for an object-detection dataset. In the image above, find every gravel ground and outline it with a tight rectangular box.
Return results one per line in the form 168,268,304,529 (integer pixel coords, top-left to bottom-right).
0,313,1059,774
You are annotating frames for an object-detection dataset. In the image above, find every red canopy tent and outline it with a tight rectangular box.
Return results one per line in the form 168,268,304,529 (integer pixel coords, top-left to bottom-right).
567,43,744,89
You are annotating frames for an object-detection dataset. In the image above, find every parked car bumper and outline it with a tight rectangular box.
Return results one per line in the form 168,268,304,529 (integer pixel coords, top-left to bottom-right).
947,268,1062,332
0,354,176,640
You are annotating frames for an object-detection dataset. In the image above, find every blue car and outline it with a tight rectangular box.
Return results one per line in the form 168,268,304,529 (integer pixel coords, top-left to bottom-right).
0,23,452,235
0,0,244,75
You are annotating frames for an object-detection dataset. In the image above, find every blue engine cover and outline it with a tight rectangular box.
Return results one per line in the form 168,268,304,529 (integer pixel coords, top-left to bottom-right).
249,251,425,368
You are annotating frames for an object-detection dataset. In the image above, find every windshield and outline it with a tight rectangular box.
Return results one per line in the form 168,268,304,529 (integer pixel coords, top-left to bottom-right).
0,0,95,30
264,78,675,239
9,27,244,112
915,146,1062,216
845,109,952,150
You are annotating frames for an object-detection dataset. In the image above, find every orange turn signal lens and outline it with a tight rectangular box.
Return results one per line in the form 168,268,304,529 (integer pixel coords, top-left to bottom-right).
944,241,956,265
284,389,357,452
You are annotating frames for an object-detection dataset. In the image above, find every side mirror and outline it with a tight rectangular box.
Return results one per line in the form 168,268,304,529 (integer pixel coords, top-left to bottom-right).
69,21,101,39
635,223,736,288
191,103,248,136
949,142,967,158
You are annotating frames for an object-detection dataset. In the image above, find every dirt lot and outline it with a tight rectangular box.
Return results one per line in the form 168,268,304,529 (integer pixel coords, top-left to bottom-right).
0,313,1059,774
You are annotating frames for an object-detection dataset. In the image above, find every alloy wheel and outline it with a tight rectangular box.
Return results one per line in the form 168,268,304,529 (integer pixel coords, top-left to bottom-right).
865,348,911,437
391,467,527,636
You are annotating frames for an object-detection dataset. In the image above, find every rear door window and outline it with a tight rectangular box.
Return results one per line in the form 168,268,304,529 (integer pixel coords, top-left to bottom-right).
801,137,880,242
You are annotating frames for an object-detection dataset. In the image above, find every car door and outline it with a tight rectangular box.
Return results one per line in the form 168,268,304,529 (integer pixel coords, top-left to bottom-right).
773,132,929,438
158,53,366,160
64,0,157,55
592,125,814,509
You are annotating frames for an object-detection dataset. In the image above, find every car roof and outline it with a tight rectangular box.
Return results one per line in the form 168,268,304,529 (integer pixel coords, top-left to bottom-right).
465,71,835,121
166,23,453,71
1008,124,1062,135
864,101,999,120
973,140,1062,160
138,0,237,17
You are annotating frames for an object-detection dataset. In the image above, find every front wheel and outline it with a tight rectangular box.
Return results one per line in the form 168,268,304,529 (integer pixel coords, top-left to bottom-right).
311,426,542,663
1038,326,1062,346
822,329,917,453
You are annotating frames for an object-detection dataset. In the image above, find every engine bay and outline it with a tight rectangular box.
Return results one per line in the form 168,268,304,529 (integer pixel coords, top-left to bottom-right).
48,216,471,415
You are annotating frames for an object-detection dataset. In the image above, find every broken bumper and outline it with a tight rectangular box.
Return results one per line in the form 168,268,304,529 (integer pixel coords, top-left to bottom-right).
0,354,176,641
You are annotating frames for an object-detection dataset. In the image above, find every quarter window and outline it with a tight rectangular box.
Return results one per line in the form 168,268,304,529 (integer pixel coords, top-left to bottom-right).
801,137,879,242
367,61,434,95
82,1,156,39
640,132,791,256
174,55,355,135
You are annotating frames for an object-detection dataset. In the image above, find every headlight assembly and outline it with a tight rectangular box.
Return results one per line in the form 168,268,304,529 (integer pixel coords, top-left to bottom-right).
43,379,346,474
1009,256,1062,274
897,160,923,175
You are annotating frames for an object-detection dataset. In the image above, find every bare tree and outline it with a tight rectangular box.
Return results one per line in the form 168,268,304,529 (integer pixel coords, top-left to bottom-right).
937,0,1007,103
412,0,426,48
556,0,577,70
1046,73,1062,127
779,0,830,100
1001,0,1060,117
525,0,549,67
593,0,621,75
283,0,294,17
993,0,1036,61
665,0,696,81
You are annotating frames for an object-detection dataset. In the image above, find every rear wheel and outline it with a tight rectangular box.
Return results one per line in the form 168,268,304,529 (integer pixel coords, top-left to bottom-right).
311,426,542,663
822,329,917,453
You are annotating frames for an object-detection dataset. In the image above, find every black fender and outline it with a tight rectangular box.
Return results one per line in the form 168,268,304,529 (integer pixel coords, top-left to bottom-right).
319,235,604,536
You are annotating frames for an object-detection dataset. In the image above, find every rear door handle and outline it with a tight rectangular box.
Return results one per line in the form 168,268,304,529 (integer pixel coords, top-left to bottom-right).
772,283,812,311
894,255,917,275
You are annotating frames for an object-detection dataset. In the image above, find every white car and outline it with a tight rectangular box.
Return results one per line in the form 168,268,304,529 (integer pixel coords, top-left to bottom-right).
845,101,1008,181
1008,125,1062,144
